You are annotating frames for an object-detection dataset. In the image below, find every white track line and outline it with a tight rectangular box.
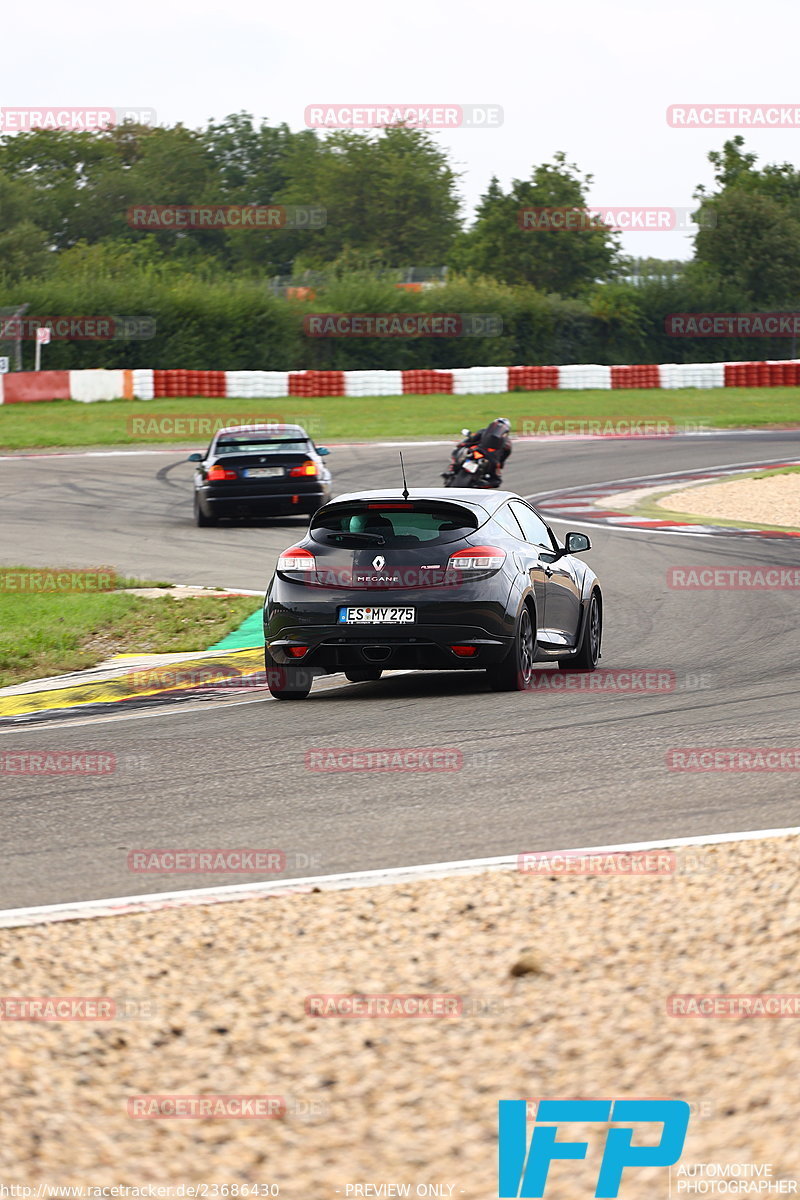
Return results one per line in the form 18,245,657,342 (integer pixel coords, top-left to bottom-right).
0,428,791,462
2,825,798,928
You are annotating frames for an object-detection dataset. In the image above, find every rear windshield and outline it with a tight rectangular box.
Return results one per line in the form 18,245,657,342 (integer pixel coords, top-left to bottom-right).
215,438,310,456
310,502,479,547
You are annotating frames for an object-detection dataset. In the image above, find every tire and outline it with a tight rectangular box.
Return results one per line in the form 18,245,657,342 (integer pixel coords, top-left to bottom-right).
194,493,216,527
558,592,601,671
264,646,312,700
344,668,383,683
486,605,536,692
454,468,477,487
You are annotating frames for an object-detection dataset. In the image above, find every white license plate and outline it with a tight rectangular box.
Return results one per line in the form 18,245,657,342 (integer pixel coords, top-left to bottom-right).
338,606,415,624
462,459,478,473
243,466,283,478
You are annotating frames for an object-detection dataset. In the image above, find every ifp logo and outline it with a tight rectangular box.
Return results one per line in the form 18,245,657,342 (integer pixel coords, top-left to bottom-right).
498,1099,690,1197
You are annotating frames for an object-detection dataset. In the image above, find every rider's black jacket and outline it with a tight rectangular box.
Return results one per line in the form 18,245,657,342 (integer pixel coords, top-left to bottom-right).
461,427,512,470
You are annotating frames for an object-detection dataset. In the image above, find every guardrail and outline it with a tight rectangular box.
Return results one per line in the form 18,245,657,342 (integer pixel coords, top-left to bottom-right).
1,360,799,403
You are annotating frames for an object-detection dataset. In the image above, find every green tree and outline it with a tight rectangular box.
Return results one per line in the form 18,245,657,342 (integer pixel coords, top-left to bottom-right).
454,152,620,295
0,172,50,280
287,126,461,270
693,137,800,306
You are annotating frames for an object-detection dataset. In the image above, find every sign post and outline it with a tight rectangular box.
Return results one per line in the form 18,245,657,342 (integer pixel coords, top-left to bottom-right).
34,325,51,371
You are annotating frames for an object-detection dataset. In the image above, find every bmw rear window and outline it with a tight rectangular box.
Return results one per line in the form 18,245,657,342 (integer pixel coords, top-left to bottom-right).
215,438,310,455
310,502,479,547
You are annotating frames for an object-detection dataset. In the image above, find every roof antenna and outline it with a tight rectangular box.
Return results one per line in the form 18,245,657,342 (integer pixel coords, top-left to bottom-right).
399,452,410,501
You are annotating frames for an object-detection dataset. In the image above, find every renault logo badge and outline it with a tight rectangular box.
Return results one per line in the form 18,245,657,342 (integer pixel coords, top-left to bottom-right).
372,555,386,570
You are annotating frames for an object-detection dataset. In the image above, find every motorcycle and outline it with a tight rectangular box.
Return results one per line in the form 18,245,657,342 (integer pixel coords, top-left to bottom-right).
442,430,499,488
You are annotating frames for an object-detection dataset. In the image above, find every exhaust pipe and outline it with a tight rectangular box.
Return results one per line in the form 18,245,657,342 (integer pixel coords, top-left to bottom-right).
362,645,393,663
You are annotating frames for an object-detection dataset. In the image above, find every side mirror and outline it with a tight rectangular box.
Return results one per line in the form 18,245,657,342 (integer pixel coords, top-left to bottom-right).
188,452,202,462
316,446,331,456
565,531,591,554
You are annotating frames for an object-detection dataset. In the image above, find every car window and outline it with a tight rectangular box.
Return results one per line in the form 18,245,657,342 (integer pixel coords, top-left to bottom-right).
311,502,478,546
508,500,554,548
493,504,527,540
215,439,310,455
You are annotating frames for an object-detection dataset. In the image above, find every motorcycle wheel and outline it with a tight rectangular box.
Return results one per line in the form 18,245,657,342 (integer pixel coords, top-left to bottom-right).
454,468,477,486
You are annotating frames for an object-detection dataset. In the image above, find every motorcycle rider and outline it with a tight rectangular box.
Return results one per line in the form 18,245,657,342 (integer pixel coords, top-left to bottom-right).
451,417,512,487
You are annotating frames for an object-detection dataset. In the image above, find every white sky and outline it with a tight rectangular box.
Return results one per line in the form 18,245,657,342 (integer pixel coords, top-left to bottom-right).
4,0,799,261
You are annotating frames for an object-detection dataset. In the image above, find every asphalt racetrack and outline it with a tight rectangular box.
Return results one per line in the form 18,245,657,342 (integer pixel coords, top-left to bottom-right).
2,430,799,910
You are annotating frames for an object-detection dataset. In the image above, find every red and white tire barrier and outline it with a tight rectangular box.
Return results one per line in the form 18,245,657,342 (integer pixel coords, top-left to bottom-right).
1,360,799,403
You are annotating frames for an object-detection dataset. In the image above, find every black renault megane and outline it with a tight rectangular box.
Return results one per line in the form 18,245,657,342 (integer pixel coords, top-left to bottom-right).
263,488,603,699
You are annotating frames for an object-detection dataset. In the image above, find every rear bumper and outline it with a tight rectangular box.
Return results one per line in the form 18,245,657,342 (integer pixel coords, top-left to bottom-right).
266,624,513,671
265,572,519,670
200,483,331,515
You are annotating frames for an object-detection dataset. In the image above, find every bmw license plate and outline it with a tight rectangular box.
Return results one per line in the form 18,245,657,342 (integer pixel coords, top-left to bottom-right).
243,466,283,478
462,459,478,473
338,607,415,624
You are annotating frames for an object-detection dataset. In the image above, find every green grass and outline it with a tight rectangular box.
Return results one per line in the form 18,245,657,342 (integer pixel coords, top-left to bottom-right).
750,463,800,478
1,387,799,450
0,588,260,688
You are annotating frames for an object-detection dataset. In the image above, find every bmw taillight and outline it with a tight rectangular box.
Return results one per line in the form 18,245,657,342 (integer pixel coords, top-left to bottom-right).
277,547,317,572
447,545,506,572
288,460,318,477
207,465,238,481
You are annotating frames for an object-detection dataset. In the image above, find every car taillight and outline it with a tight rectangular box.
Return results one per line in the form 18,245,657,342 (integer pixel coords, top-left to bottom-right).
277,547,317,571
447,545,506,571
288,460,318,477
207,466,238,481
